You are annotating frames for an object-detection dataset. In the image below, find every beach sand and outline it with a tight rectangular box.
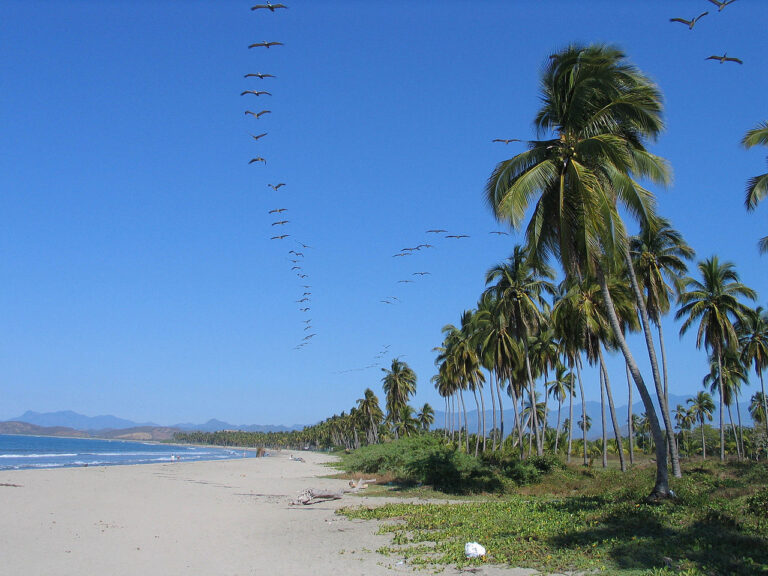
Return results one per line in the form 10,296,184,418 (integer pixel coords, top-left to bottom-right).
0,451,539,576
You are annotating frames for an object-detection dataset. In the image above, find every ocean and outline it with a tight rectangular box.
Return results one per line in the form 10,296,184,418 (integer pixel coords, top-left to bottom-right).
0,434,248,471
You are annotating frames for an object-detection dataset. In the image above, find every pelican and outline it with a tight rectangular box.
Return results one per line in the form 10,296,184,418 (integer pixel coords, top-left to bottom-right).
251,132,268,141
245,110,271,118
241,90,272,97
492,138,522,144
413,272,431,276
445,234,470,239
268,183,286,190
489,231,509,236
707,0,736,11
248,41,284,49
300,307,310,312
244,73,276,79
251,2,288,11
271,220,289,226
268,208,287,214
270,234,289,240
249,157,266,164
670,12,708,29
426,229,447,234
706,53,743,64
398,280,414,284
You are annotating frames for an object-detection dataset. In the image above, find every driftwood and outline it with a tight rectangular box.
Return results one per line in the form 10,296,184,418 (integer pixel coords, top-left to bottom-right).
291,478,376,505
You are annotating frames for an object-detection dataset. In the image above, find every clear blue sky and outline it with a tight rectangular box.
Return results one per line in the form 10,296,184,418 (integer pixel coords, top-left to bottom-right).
2,0,767,426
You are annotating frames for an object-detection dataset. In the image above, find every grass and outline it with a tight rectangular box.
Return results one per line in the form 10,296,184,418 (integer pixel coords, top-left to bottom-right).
338,457,768,575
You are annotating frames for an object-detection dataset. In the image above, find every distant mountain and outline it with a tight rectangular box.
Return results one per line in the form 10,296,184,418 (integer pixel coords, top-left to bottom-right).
7,410,301,434
0,421,89,438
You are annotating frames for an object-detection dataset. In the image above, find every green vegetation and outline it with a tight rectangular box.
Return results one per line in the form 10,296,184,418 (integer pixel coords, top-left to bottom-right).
340,459,768,575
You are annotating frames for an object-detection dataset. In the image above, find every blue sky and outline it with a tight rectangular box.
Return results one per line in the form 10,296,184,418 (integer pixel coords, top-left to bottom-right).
2,0,767,426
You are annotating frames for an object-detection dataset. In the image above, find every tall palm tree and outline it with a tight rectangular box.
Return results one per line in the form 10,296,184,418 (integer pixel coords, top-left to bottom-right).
630,217,693,475
381,358,417,439
356,388,384,445
486,43,673,497
742,121,768,253
485,246,554,456
546,362,573,454
750,392,768,426
703,349,749,460
687,391,715,460
737,306,768,435
676,257,756,460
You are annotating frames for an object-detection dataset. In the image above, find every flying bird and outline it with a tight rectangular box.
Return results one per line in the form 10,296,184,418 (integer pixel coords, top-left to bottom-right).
293,252,304,257
245,110,271,118
489,231,509,236
426,229,447,234
304,325,313,330
302,319,312,324
298,274,308,279
300,307,310,312
268,208,287,214
241,90,272,97
248,41,284,49
416,244,433,249
291,266,302,270
249,157,266,164
380,300,394,304
251,2,288,11
271,234,289,240
244,73,276,79
302,292,311,296
707,0,737,11
296,298,309,303
288,250,300,256
669,12,708,29
272,220,289,226
302,285,311,289
251,132,268,141
398,280,414,284
268,183,286,190
492,138,522,144
413,272,431,276
445,234,470,239
298,242,312,249
706,53,743,64
303,334,316,340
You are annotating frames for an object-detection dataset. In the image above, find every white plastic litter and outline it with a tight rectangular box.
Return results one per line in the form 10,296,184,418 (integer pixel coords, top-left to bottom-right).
464,542,486,558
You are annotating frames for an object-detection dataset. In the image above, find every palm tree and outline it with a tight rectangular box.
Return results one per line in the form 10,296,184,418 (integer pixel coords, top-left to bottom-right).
703,349,749,459
750,392,768,426
737,306,768,435
676,257,756,460
356,388,384,445
546,362,573,454
381,358,417,439
742,121,768,253
485,246,553,456
393,405,418,438
486,43,673,497
687,391,715,460
417,403,435,432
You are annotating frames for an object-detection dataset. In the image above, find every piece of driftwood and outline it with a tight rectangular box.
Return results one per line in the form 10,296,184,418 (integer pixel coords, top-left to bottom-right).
291,478,376,505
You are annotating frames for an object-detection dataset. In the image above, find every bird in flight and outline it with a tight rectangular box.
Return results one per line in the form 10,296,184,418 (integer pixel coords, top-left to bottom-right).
268,208,287,214
416,243,433,249
296,298,309,303
300,307,310,312
492,138,522,144
241,90,272,97
271,220,289,226
288,250,301,256
249,157,266,165
302,318,312,324
707,0,737,11
398,279,414,284
446,234,470,239
380,300,394,304
291,266,302,271
248,41,284,49
426,229,447,234
271,234,289,240
298,242,312,249
244,73,276,79
245,110,271,118
268,183,286,191
303,334,316,340
489,231,509,236
302,292,311,296
706,53,743,64
251,2,288,11
413,272,431,276
251,133,268,141
392,252,411,257
304,325,313,331
669,12,708,29
298,274,308,279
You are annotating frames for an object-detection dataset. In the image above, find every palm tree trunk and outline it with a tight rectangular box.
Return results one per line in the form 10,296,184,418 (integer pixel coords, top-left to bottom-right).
658,324,669,401
542,369,550,445
480,384,487,453
627,363,635,466
700,416,707,460
509,383,524,459
576,357,588,466
490,371,498,451
524,352,543,456
554,397,563,454
496,376,505,447
727,402,741,460
472,387,481,457
761,371,768,436
600,364,608,468
567,368,575,463
736,394,745,458
459,388,469,454
599,346,626,471
717,351,726,462
622,251,681,478
596,265,669,496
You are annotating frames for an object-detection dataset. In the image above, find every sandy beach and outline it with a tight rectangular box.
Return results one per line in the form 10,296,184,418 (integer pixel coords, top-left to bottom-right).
0,450,539,576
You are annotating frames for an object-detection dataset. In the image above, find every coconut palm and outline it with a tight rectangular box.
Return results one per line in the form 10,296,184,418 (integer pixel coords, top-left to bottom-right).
417,403,435,432
742,121,768,253
356,388,384,445
486,43,673,497
676,257,756,460
750,392,768,426
703,349,749,459
381,358,417,439
546,362,573,454
737,306,768,435
687,391,715,460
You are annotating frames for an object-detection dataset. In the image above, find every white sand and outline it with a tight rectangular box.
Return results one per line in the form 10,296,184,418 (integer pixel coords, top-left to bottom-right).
0,451,539,576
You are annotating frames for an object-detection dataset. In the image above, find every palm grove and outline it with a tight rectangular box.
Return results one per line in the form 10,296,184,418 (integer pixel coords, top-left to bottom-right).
177,45,768,500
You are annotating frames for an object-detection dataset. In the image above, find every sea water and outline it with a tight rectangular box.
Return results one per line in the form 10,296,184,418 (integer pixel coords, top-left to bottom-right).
0,434,248,470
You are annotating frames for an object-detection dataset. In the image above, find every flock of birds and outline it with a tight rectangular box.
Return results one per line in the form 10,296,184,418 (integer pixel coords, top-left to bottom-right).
246,2,318,351
670,0,743,64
